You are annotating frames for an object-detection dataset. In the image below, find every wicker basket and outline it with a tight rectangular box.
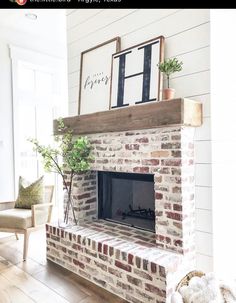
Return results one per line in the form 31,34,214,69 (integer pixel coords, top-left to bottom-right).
176,270,205,292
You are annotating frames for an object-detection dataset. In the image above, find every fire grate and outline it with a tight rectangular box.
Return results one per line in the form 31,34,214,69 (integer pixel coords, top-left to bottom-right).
122,205,155,221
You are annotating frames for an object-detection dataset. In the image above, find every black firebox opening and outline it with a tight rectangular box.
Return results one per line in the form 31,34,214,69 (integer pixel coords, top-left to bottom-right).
98,171,155,232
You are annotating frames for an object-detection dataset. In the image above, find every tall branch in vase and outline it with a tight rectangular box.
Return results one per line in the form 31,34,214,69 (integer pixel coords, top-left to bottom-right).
29,118,93,225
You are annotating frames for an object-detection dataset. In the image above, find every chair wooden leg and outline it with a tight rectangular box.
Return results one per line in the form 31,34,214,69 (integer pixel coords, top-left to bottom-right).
15,233,19,240
23,230,30,261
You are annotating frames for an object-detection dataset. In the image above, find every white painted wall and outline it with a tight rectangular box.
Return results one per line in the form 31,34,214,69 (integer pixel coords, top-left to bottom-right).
0,11,67,201
66,9,211,272
211,9,236,278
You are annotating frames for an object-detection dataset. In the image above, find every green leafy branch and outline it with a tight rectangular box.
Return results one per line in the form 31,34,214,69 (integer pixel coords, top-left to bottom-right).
29,118,93,224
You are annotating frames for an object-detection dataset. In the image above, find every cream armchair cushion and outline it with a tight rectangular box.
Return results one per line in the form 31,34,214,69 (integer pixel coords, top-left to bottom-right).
0,209,32,229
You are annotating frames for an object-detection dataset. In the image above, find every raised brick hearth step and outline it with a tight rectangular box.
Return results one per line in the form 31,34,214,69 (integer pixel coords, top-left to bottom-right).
46,220,192,303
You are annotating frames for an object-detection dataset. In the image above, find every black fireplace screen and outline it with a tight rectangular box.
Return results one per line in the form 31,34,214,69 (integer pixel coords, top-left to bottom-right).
98,171,155,232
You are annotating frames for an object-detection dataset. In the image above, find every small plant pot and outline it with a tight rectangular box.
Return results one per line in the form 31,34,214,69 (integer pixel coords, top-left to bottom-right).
162,88,175,100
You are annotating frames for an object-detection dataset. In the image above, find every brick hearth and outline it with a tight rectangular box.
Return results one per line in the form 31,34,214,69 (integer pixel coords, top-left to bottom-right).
46,220,193,303
47,101,202,302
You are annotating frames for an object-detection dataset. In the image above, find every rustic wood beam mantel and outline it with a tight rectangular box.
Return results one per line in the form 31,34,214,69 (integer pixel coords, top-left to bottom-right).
54,98,202,136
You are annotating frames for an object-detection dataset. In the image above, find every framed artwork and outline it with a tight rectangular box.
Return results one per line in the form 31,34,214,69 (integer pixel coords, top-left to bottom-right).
78,37,120,115
110,36,165,109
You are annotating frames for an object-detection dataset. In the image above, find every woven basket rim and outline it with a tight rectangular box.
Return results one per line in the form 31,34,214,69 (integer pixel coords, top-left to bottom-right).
176,270,205,292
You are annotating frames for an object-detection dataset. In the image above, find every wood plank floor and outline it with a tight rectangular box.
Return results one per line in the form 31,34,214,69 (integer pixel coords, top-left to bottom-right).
0,230,127,303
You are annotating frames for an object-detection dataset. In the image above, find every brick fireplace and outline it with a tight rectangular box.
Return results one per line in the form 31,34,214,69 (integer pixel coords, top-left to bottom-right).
46,99,202,303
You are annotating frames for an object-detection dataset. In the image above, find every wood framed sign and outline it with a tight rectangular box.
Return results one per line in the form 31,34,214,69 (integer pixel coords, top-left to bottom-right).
78,37,120,115
110,36,164,109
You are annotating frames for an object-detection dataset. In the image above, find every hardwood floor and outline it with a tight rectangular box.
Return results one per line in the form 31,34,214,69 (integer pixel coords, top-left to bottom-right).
0,230,127,303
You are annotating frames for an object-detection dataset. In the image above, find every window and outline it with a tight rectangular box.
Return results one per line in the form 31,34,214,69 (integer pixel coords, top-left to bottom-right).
10,46,67,209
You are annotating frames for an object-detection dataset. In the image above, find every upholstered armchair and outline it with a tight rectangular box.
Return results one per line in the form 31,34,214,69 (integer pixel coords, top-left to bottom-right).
0,185,54,260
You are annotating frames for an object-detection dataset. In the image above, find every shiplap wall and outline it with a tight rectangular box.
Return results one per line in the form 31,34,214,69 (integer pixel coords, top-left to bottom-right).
66,9,212,272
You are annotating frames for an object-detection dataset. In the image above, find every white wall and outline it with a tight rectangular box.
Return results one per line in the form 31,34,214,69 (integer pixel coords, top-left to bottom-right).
211,9,236,278
66,9,212,272
0,13,67,201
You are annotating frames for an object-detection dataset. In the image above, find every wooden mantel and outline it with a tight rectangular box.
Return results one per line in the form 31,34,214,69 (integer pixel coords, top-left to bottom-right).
54,98,202,135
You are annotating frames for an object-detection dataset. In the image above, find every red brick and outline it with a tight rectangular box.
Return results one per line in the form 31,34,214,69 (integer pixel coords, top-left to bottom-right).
99,254,108,262
90,139,102,144
77,235,81,244
115,260,131,272
171,150,181,157
135,137,149,143
166,212,182,221
171,134,181,140
142,159,159,166
173,204,182,211
156,235,171,244
94,261,107,271
157,167,170,174
171,167,181,175
143,259,148,270
98,242,102,253
164,202,172,210
161,159,181,166
172,186,182,193
128,254,134,265
109,246,114,257
127,275,142,287
108,267,122,278
156,211,163,217
73,259,85,269
174,239,183,247
136,257,141,269
133,167,149,173
125,144,139,150
78,193,91,199
145,283,166,297
103,244,108,255
97,159,108,164
151,262,157,274
96,146,107,151
155,175,162,183
85,197,97,204
117,281,133,292
85,248,97,258
173,222,182,229
72,244,83,251
161,142,181,149
125,132,136,136
133,268,152,281
159,266,166,278
155,192,163,200
51,235,60,242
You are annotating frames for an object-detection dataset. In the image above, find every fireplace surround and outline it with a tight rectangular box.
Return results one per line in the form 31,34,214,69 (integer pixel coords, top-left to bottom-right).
46,99,202,303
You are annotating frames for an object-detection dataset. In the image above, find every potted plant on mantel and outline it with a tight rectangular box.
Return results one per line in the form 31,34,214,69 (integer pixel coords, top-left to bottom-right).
29,118,93,227
158,57,183,100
